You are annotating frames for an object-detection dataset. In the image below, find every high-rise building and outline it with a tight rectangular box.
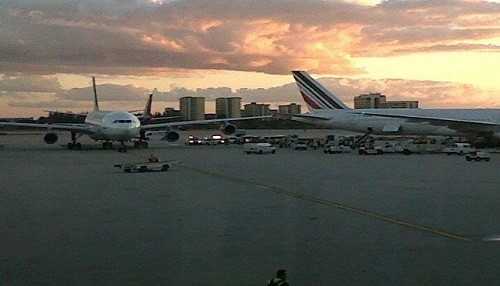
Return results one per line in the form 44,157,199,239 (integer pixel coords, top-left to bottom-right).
354,93,386,109
243,102,270,117
354,93,418,109
278,103,301,115
215,97,241,118
179,97,205,120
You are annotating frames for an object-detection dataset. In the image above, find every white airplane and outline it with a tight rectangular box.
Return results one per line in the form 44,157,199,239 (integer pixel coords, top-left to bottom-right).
291,71,500,140
0,77,270,152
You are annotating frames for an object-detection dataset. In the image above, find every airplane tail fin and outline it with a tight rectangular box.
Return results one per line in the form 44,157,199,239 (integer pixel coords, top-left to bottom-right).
143,93,153,117
292,71,349,112
92,76,99,112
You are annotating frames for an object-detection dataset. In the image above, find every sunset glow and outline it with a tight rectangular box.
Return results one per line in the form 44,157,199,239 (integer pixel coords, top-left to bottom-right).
0,0,498,117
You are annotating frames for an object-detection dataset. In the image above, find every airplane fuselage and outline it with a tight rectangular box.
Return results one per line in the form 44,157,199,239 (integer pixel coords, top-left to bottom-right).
85,111,141,141
293,109,500,138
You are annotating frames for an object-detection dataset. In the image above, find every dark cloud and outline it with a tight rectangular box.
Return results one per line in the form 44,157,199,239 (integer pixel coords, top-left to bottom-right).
56,84,150,102
61,76,500,108
0,75,62,92
0,0,497,75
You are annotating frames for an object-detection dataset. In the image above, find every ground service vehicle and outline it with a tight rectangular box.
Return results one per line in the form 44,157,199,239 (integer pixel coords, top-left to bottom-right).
443,143,475,155
372,140,444,155
375,141,405,154
244,143,276,154
465,151,491,162
358,145,383,155
324,145,351,154
295,142,308,151
114,160,181,173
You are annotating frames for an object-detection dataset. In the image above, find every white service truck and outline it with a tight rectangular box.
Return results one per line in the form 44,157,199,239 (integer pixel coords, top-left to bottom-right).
244,143,276,154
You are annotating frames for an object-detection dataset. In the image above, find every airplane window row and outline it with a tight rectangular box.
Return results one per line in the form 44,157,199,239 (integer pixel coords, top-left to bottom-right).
113,120,133,123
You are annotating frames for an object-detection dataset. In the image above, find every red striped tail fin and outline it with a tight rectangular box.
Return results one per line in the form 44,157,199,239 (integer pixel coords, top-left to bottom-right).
292,71,349,112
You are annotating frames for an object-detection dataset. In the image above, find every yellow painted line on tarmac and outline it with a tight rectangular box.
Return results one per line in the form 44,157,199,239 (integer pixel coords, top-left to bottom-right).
180,165,472,242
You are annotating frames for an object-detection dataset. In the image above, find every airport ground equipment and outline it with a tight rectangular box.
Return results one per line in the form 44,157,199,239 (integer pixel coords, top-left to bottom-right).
358,145,383,155
372,140,444,155
324,144,351,154
465,151,491,162
114,160,181,173
443,143,475,155
294,142,308,151
244,143,276,154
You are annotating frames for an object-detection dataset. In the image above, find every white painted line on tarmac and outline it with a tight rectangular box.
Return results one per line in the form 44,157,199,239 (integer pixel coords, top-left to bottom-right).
483,235,500,242
180,164,473,242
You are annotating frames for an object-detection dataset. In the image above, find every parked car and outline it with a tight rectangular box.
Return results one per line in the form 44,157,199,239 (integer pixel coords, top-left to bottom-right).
465,151,491,162
443,143,475,155
324,145,351,154
244,143,276,154
294,142,308,151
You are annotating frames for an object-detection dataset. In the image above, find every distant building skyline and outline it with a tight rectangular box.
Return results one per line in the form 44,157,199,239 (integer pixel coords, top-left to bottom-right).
354,93,418,109
243,102,271,117
179,96,205,120
278,103,301,115
215,97,241,118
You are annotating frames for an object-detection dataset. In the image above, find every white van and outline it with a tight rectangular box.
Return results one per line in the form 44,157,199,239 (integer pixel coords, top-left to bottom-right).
443,143,475,155
244,143,276,154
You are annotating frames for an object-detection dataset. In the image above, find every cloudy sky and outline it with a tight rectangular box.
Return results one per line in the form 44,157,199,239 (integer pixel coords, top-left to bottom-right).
0,0,499,117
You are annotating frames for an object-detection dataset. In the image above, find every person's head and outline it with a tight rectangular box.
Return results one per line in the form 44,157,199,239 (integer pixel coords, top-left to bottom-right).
276,269,287,279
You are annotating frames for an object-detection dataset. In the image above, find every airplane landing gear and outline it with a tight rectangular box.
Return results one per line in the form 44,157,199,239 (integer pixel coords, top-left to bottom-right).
134,131,149,149
118,142,127,153
67,131,83,150
67,142,82,150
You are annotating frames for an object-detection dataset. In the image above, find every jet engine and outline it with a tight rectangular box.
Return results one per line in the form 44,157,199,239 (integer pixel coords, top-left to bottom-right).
43,132,58,144
220,123,237,135
162,131,180,142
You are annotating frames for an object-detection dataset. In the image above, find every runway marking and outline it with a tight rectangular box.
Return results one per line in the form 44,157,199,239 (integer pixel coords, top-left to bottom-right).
180,165,472,242
483,235,500,242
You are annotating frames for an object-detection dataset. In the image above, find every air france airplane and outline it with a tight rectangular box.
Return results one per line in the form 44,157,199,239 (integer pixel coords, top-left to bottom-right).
291,71,500,139
0,77,270,152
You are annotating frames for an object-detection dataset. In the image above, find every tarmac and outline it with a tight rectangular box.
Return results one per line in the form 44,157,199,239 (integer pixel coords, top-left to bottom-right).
1,130,499,285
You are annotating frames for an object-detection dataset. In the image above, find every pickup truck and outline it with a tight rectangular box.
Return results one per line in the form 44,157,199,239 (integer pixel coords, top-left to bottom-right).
465,151,491,162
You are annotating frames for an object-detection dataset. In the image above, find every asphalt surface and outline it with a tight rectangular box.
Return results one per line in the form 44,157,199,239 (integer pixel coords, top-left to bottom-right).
1,131,499,285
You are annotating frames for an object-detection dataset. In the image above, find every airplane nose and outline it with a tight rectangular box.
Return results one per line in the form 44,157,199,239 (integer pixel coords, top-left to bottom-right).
106,125,139,140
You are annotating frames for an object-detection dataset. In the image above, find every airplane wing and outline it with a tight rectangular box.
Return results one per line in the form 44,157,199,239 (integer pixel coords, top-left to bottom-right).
357,111,498,135
357,111,497,126
291,114,331,120
140,115,272,130
0,122,94,134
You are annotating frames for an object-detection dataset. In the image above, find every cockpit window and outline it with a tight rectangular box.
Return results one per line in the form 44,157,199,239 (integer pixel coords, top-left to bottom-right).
113,119,133,123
